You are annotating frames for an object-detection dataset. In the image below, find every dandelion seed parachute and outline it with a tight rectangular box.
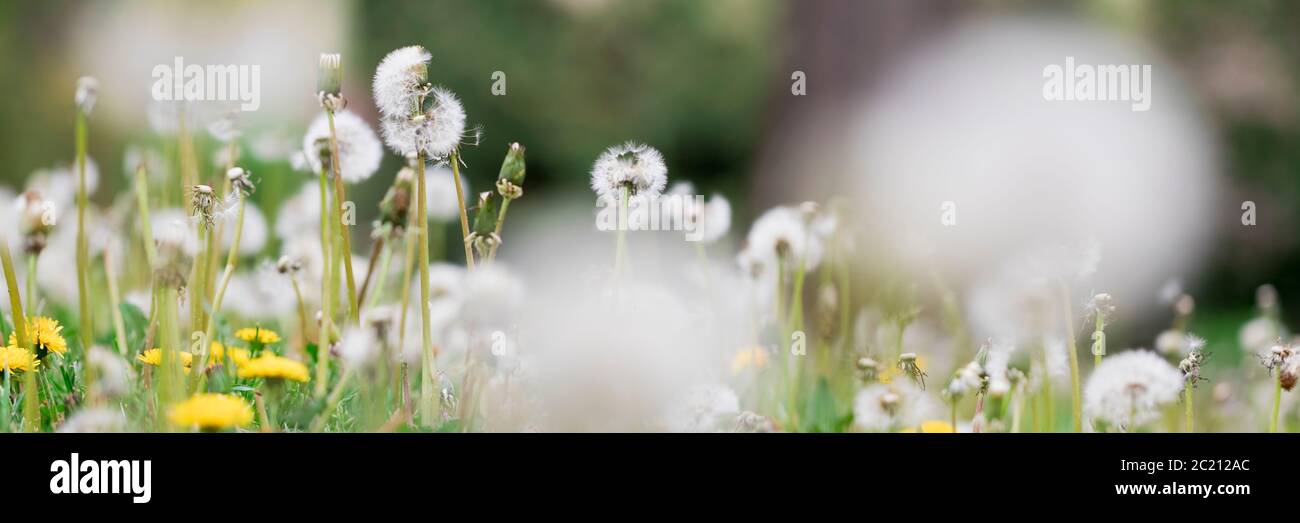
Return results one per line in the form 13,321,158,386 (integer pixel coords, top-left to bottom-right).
378,87,467,159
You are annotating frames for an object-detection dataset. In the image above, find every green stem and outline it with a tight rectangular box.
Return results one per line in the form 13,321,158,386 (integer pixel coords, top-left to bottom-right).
310,368,354,432
1059,281,1082,433
1270,373,1282,433
25,254,36,316
416,154,438,427
104,252,128,356
75,111,93,355
614,185,628,276
134,167,158,269
449,152,475,270
315,165,332,397
365,242,394,312
1184,384,1194,433
193,194,245,393
325,109,360,325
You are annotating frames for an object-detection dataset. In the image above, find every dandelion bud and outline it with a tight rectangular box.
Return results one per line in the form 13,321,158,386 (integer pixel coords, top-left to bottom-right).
495,142,526,199
75,76,99,115
317,53,343,97
473,191,501,237
376,167,415,234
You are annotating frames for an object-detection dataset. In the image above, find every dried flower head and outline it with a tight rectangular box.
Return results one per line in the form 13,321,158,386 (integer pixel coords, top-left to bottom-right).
275,255,303,276
189,184,218,229
897,352,927,389
317,52,343,98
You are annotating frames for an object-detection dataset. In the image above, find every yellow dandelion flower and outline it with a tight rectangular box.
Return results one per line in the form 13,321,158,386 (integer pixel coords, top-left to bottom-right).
0,346,40,373
9,316,68,359
237,353,309,382
234,327,281,345
730,346,770,375
167,393,254,430
136,348,194,374
209,342,251,368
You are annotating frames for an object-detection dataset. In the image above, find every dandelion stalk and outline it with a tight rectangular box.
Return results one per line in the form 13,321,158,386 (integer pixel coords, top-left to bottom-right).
75,109,94,355
1270,372,1282,433
134,166,158,269
447,151,475,271
310,368,355,432
325,109,361,324
254,390,272,433
24,255,36,316
315,164,333,397
363,242,394,311
614,185,629,275
1059,281,1082,432
1184,384,1194,433
416,153,438,426
104,251,128,356
193,191,246,393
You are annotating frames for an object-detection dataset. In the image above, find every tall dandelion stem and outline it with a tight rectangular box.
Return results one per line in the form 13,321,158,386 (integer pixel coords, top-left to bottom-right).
25,255,36,315
614,185,629,275
416,153,438,426
315,165,333,397
1270,373,1282,433
194,193,246,393
1059,281,1083,432
75,110,93,353
104,252,128,356
1184,384,1194,433
326,109,360,324
450,151,475,270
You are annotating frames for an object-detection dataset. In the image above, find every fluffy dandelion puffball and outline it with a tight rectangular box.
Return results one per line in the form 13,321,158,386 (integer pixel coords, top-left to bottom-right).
589,142,667,206
372,45,432,119
302,110,382,183
379,87,467,159
662,384,740,433
1083,350,1184,430
740,205,826,274
853,381,938,432
167,393,254,430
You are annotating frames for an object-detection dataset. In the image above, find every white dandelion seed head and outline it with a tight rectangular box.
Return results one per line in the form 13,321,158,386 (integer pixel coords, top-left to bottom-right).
58,407,128,433
662,384,740,433
221,261,297,320
459,263,524,329
150,208,199,257
27,158,100,213
219,201,267,256
853,381,938,432
337,326,380,369
743,205,826,273
380,87,467,159
589,142,668,205
124,145,165,181
1154,329,1186,356
1083,350,1184,430
373,45,432,118
274,182,323,241
302,110,383,183
699,193,732,244
86,346,133,399
1240,316,1282,354
948,361,985,397
424,164,471,222
75,76,99,115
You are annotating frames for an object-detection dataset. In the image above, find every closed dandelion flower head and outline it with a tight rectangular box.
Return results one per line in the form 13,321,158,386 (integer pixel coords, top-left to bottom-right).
380,87,467,159
167,393,254,430
0,346,40,373
590,142,667,206
1083,350,1184,430
373,45,431,118
10,316,68,359
237,354,310,382
302,110,382,183
234,327,281,345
